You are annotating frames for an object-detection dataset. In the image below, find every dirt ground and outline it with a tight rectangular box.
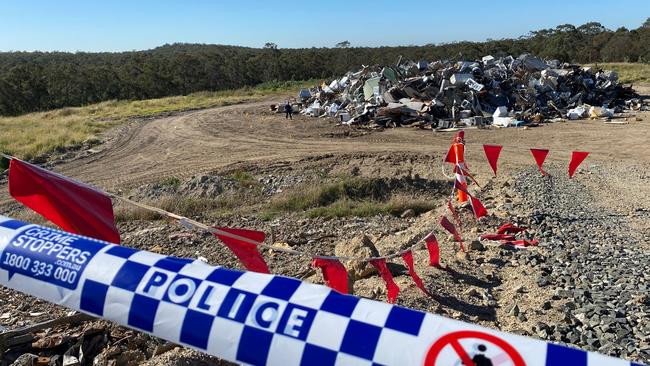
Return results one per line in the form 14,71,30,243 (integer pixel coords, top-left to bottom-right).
4,86,648,191
0,87,649,365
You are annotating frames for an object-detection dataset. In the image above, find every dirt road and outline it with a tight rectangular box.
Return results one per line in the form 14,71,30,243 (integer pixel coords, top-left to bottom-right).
45,97,650,191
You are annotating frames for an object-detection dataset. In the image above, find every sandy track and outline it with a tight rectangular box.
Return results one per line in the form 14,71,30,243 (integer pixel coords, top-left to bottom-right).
46,97,649,192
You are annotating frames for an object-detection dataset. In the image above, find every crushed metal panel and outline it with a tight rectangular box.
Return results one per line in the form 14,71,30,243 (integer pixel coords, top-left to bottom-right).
363,76,381,100
518,54,548,71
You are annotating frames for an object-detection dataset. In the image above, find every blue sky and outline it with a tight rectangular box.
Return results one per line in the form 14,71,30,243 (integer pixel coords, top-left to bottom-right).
1,0,648,52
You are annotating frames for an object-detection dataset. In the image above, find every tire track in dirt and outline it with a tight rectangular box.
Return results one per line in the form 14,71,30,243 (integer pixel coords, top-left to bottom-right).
4,97,650,194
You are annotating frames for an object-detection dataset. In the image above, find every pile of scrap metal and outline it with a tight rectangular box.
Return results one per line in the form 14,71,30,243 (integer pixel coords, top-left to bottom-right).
295,54,641,129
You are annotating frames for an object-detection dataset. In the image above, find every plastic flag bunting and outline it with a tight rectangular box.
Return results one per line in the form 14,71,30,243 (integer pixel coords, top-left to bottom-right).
508,239,539,247
530,148,550,176
568,151,590,178
469,195,488,219
369,258,400,303
423,231,441,267
482,144,503,176
213,227,270,273
497,223,528,234
401,250,429,295
311,258,349,294
480,234,516,241
454,179,488,220
454,178,470,195
440,216,465,252
8,159,120,243
447,199,462,228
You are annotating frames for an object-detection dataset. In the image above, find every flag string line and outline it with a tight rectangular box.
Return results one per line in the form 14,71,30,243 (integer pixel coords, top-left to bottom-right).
3,152,429,262
467,142,593,156
110,194,426,262
3,141,555,262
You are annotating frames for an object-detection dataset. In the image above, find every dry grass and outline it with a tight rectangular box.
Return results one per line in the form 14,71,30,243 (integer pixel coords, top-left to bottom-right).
586,62,650,84
0,80,314,160
261,177,436,219
305,196,436,219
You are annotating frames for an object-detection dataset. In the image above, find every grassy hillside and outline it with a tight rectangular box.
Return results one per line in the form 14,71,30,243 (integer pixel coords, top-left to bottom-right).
0,80,313,161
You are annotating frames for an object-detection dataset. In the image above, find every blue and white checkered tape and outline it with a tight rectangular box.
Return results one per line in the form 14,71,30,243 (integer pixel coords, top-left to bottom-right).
0,215,645,366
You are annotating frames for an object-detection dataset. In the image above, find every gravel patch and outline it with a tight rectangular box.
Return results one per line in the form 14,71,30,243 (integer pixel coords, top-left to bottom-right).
513,166,650,363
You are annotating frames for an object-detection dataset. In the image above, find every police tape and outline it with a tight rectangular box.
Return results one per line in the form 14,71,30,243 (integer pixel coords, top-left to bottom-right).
0,215,644,366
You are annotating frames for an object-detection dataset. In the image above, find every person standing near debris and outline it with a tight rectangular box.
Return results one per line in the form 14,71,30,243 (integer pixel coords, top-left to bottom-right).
284,102,293,120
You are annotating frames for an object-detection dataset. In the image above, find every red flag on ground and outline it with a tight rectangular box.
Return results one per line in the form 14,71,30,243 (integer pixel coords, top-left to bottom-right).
497,223,528,234
8,159,120,243
423,231,441,267
440,215,465,252
401,251,429,295
483,145,503,176
506,239,539,247
530,149,550,176
480,233,516,241
568,151,590,178
312,258,348,294
213,227,270,273
369,258,400,303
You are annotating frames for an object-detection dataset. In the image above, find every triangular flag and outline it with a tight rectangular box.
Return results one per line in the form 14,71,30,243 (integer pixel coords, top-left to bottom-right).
213,227,270,273
369,258,400,303
506,239,539,247
568,151,589,178
453,180,487,220
447,199,462,228
440,216,465,252
312,258,348,294
469,195,488,219
423,231,441,267
401,251,429,295
444,133,465,164
496,223,528,234
480,233,516,241
8,159,120,243
530,148,549,176
483,145,503,176
454,179,470,195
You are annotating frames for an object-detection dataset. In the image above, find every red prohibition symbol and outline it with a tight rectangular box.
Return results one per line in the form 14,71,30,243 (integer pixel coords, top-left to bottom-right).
424,330,526,366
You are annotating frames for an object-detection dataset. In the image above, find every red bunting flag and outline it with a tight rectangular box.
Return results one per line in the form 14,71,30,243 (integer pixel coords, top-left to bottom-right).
8,159,120,243
369,258,400,303
454,179,470,195
423,231,441,267
447,200,462,228
568,151,590,178
469,195,488,219
440,216,465,252
530,148,550,176
213,227,270,273
483,145,503,176
401,251,429,295
506,239,539,247
312,258,348,294
496,223,528,234
480,233,516,241
454,180,488,220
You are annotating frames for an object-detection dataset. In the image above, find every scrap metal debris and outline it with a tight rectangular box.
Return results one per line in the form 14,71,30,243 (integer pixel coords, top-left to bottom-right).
290,54,643,129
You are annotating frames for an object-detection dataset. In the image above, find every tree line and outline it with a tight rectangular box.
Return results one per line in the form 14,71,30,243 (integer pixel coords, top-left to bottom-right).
1,20,649,116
